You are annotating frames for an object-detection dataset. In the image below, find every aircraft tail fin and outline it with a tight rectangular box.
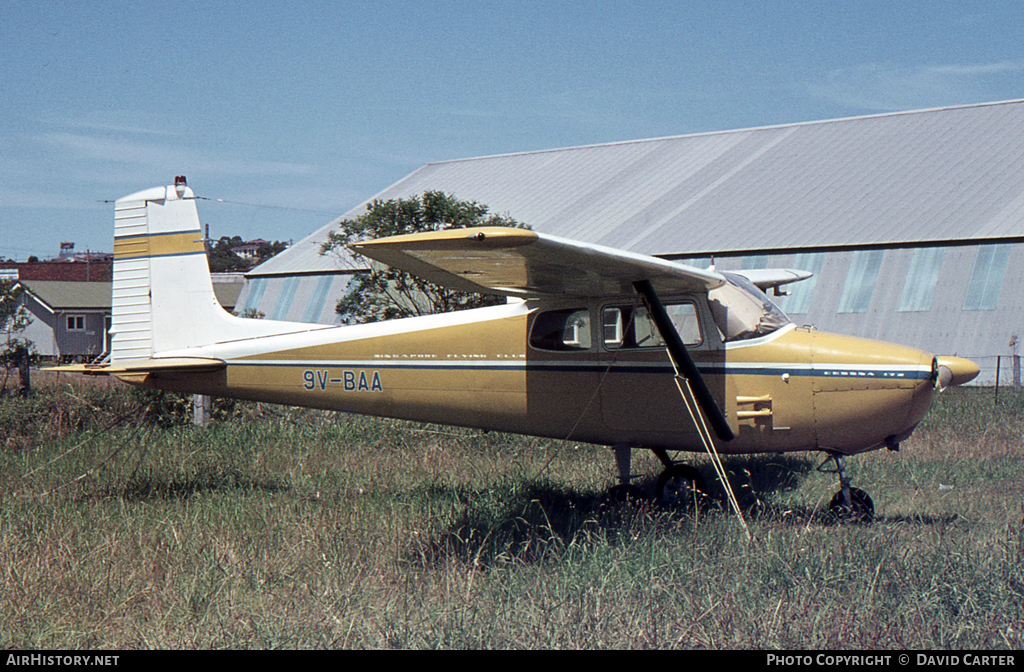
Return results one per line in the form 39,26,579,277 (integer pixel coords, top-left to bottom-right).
110,178,325,363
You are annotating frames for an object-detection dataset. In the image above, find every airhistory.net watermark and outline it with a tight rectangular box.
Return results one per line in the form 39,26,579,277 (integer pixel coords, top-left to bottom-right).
6,655,119,666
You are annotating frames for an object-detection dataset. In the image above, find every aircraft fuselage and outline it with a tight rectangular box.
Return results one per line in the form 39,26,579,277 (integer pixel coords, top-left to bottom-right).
133,297,937,457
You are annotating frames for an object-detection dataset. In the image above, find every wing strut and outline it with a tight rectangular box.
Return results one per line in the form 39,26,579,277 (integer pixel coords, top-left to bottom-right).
633,280,750,539
632,280,733,442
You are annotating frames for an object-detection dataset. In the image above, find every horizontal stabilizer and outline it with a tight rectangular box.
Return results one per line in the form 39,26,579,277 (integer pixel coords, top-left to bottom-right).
48,357,226,376
351,226,725,299
729,268,813,291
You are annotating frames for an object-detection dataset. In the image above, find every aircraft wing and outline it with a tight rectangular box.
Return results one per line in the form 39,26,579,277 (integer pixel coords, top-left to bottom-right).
350,227,725,299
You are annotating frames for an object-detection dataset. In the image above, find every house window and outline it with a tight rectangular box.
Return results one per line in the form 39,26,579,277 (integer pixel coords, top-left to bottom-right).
837,250,885,313
67,315,85,331
962,244,1011,311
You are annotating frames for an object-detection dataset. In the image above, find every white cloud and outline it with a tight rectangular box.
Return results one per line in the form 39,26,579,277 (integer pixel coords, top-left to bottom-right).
809,61,1024,112
31,132,316,178
0,184,105,210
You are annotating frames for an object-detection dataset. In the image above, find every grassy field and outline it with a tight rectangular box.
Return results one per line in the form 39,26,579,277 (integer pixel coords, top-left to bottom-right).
1,379,1021,649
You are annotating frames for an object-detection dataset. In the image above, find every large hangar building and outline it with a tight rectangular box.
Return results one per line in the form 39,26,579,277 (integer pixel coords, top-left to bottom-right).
241,99,1024,384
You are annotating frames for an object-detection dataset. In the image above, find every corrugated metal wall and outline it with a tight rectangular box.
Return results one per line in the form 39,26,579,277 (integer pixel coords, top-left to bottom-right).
234,273,356,325
708,242,1024,384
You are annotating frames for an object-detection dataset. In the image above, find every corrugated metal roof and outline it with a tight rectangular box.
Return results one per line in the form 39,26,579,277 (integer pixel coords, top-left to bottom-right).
251,99,1024,277
18,281,112,310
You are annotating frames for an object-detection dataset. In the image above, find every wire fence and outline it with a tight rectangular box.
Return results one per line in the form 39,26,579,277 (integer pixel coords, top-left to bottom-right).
952,354,1022,390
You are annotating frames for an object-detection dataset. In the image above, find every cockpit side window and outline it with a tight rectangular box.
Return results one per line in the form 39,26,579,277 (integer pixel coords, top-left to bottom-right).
602,301,702,349
708,273,791,342
530,308,593,351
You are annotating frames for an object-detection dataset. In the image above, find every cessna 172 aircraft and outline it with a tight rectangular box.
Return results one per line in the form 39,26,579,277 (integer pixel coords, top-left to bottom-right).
63,179,980,522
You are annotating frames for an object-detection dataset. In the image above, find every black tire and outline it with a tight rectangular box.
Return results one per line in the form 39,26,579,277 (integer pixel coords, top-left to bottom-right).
655,464,708,507
829,487,874,523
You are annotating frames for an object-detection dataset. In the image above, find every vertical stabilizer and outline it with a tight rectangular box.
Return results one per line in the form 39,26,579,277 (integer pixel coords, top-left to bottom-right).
110,180,326,363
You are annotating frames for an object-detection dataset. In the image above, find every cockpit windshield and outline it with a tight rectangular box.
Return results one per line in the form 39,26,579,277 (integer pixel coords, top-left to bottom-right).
707,272,791,343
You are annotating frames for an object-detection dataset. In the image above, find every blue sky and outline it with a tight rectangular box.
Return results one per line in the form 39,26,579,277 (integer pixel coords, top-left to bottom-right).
2,0,1023,260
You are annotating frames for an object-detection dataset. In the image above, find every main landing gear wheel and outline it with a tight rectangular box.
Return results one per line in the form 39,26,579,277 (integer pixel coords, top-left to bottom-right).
829,487,874,523
655,464,708,507
819,452,875,523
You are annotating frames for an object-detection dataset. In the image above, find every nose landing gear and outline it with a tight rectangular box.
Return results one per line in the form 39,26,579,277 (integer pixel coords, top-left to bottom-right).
819,452,874,523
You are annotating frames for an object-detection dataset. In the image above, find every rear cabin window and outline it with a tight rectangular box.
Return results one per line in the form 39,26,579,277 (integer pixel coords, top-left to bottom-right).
530,309,593,351
602,302,702,349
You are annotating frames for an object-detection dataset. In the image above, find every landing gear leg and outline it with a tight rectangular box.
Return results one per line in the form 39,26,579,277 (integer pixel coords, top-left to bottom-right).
819,452,874,522
608,444,643,501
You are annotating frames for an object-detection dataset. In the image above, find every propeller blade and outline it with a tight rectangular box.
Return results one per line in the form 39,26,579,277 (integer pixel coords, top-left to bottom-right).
633,280,735,442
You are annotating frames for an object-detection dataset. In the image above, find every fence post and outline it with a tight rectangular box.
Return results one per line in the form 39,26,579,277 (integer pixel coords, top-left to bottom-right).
1011,335,1020,395
192,394,211,427
995,356,1001,405
16,345,30,397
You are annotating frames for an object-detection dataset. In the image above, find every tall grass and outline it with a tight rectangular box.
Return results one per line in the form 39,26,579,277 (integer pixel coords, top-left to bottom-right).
1,381,1021,648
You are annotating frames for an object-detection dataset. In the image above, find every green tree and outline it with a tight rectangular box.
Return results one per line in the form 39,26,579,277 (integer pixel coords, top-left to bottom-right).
207,236,249,273
206,236,289,272
320,192,527,323
256,240,288,262
1,282,32,341
1,281,34,394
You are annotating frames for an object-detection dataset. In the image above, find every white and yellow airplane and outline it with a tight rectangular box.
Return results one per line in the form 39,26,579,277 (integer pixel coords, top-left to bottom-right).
62,179,980,521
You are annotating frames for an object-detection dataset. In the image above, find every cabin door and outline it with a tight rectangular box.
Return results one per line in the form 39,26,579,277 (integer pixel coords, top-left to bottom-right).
598,298,722,434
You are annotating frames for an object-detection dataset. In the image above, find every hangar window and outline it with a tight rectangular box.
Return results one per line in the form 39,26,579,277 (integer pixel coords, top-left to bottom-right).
530,308,592,351
269,276,300,321
774,252,824,315
837,250,884,313
302,276,335,323
739,255,769,270
963,244,1011,311
242,277,268,313
899,247,945,312
678,257,712,271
